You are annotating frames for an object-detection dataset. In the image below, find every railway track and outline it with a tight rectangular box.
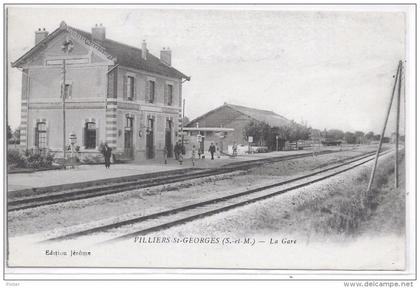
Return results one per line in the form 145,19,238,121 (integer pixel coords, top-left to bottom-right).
8,149,345,212
41,149,391,244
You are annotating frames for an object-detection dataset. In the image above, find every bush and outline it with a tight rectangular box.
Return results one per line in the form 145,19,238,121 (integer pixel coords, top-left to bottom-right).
8,149,27,168
8,149,55,170
80,153,104,164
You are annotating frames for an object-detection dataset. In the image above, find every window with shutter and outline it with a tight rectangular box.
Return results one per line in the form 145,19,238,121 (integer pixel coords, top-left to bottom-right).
145,80,150,102
167,84,173,106
148,80,155,103
132,77,136,101
164,84,168,106
34,127,39,147
96,126,99,149
127,76,134,101
123,76,127,100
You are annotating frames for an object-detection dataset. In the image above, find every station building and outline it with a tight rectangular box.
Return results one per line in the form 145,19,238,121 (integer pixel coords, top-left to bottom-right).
12,21,190,161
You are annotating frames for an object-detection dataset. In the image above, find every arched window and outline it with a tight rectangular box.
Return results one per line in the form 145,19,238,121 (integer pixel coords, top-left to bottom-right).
84,121,96,149
35,122,47,148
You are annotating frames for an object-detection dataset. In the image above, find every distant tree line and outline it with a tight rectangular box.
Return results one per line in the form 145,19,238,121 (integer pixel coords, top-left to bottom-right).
243,121,403,150
243,120,311,150
318,129,394,144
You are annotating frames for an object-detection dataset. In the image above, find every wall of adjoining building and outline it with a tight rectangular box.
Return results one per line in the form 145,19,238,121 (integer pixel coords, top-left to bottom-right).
188,106,253,146
112,66,182,161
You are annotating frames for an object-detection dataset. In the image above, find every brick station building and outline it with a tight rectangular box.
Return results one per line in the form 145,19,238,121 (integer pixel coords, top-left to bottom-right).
12,21,190,161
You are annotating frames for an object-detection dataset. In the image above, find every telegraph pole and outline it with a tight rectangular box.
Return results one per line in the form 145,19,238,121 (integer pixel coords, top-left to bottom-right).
395,62,403,188
62,58,67,166
366,61,402,195
61,36,73,167
181,98,185,147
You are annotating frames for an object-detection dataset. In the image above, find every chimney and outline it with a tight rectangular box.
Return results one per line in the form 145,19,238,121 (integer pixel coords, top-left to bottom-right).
141,40,148,60
35,28,49,45
91,23,106,42
160,47,172,66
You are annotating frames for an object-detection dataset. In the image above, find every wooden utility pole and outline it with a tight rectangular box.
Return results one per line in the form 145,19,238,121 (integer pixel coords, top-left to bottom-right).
395,63,403,188
181,98,185,147
366,61,402,195
61,36,73,166
62,59,67,166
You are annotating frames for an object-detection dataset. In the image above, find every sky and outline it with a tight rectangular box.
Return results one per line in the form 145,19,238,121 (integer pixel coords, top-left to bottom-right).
6,6,408,135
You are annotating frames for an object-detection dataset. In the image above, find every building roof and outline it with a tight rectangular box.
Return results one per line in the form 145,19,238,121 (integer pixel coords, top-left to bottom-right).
225,104,290,127
188,103,290,128
183,127,235,132
12,22,190,80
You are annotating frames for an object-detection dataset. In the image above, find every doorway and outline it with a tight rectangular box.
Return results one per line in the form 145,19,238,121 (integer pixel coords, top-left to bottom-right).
146,117,154,159
199,133,205,157
124,116,134,159
165,119,173,158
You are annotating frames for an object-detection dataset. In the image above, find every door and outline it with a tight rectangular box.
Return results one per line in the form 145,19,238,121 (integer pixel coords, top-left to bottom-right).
146,118,154,159
199,134,205,156
165,120,173,158
124,117,134,159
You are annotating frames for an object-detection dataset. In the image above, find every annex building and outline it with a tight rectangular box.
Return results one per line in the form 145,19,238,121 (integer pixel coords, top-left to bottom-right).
186,103,290,148
12,21,190,161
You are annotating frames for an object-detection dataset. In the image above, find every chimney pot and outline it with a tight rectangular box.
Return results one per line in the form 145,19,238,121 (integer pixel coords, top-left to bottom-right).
35,28,49,45
92,24,106,42
160,47,172,66
141,40,148,60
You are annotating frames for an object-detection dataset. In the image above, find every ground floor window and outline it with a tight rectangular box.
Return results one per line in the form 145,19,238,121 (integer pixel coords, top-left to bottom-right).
35,122,47,148
84,122,96,149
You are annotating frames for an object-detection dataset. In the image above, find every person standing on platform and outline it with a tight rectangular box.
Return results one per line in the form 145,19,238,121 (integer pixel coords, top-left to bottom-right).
232,142,238,157
216,143,221,158
102,143,112,169
191,145,197,167
163,145,168,164
198,145,202,160
178,143,184,165
209,142,216,160
174,141,180,161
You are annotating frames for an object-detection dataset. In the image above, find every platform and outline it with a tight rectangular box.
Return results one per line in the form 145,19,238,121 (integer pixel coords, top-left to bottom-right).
7,147,342,193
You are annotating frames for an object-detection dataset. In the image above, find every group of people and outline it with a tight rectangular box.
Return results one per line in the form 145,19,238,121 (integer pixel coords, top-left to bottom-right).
100,140,224,168
189,142,221,166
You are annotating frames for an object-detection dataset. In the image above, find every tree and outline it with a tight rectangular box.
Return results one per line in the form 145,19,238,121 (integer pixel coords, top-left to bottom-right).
243,120,311,150
243,120,271,146
344,132,357,144
13,128,20,144
287,120,311,142
7,125,12,140
365,131,375,140
327,129,345,141
354,131,365,144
